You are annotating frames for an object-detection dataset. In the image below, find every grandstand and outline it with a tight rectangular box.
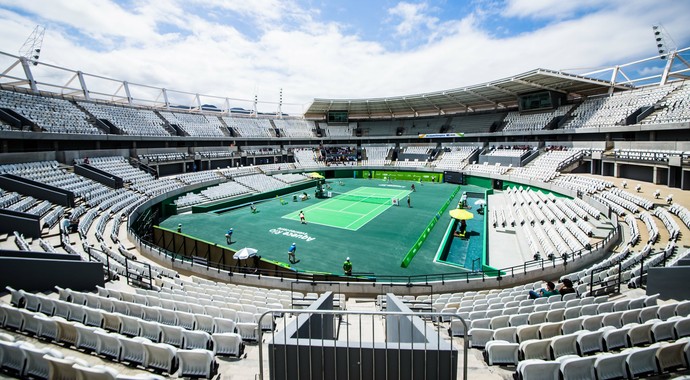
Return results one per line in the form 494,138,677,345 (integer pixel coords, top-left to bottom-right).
2,46,690,380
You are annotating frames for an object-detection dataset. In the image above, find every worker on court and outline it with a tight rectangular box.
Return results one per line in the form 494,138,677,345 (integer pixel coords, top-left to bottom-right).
177,223,182,233
343,257,353,276
225,228,233,244
288,242,299,264
407,195,411,208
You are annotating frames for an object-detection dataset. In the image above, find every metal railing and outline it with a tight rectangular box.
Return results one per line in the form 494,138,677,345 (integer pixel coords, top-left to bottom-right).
257,310,469,380
132,225,618,286
586,261,622,296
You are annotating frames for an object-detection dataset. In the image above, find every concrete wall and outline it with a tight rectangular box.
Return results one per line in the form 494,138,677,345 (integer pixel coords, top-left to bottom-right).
386,294,433,344
0,254,104,291
647,266,690,301
59,149,130,165
0,151,57,165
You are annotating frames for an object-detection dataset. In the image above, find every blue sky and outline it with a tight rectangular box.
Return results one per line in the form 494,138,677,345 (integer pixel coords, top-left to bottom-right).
0,0,689,113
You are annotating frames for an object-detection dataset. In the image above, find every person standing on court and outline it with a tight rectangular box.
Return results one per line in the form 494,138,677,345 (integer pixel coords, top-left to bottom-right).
299,210,307,224
407,195,411,208
177,223,182,233
226,228,233,244
343,257,353,276
288,243,298,264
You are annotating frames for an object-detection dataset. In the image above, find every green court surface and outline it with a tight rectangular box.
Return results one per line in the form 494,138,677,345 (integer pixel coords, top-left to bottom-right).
160,178,485,276
282,187,411,230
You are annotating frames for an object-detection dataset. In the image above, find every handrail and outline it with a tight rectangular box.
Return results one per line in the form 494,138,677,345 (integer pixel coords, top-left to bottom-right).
131,221,618,284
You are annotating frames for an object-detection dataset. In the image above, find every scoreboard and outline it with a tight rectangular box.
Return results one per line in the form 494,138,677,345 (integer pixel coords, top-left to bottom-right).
518,91,566,112
327,111,348,123
443,171,464,185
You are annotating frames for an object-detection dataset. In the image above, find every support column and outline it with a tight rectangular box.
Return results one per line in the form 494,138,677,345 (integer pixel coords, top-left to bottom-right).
614,162,620,178
653,166,659,184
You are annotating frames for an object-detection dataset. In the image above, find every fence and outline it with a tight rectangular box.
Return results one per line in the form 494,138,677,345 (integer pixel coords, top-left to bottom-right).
258,308,468,380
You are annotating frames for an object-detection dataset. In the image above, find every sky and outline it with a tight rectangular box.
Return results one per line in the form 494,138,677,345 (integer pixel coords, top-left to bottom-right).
0,0,689,114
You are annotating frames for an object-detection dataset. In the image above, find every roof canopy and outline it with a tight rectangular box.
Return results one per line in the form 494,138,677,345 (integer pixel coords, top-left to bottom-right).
304,68,629,120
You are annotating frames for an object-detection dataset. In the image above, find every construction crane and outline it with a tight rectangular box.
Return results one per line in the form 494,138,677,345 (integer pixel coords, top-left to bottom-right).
19,25,45,66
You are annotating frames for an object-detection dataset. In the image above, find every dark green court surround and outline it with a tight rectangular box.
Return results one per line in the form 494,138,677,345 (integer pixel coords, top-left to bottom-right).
160,178,485,276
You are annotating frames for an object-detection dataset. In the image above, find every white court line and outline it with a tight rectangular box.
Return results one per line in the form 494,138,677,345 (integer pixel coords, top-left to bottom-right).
345,202,391,230
282,187,413,230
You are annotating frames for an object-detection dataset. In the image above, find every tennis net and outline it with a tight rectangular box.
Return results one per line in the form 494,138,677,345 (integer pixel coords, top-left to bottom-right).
329,191,395,205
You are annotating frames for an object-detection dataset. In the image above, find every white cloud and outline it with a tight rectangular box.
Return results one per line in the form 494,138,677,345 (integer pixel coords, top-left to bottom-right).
500,0,609,20
0,0,688,114
388,2,438,37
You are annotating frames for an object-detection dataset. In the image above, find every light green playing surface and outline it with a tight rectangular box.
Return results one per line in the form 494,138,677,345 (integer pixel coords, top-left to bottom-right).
282,186,411,230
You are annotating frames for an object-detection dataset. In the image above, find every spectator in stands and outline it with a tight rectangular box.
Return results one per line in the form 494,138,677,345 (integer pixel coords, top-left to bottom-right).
226,228,233,244
288,243,298,264
343,257,353,276
558,278,576,296
60,214,71,234
528,281,559,299
69,215,79,233
83,157,90,164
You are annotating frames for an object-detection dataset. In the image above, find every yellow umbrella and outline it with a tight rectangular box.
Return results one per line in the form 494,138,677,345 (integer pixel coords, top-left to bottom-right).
307,172,325,179
449,208,474,220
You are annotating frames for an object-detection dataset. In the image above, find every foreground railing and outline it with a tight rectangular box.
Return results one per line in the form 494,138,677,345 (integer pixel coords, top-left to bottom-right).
257,310,468,380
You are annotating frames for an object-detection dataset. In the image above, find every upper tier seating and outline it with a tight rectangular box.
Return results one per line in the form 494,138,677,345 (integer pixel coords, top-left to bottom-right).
449,112,507,134
502,105,572,132
159,111,226,137
79,102,170,136
563,83,679,129
222,116,275,138
0,90,102,134
641,82,690,124
324,122,356,137
273,119,315,138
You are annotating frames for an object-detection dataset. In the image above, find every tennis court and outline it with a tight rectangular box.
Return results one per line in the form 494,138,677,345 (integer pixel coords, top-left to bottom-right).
282,187,411,230
160,179,483,276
